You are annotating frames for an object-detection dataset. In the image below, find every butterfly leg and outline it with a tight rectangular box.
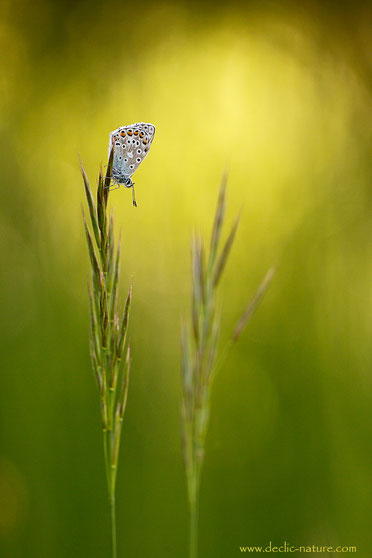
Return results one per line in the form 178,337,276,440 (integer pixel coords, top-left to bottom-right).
103,178,112,190
104,180,121,191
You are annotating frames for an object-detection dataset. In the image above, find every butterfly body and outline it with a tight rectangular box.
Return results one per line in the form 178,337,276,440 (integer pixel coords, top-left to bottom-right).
109,122,155,187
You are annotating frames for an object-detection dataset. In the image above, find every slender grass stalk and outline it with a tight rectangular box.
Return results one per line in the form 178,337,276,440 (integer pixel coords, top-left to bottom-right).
80,148,132,558
181,175,275,558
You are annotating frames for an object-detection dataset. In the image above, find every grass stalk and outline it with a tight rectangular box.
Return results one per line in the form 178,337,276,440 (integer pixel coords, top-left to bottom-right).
81,148,132,558
189,490,199,558
110,495,117,558
181,175,274,558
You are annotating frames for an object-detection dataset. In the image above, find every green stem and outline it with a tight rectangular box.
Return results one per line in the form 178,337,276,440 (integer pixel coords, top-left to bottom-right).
189,500,198,558
103,429,110,493
189,471,200,558
103,429,117,558
110,494,117,558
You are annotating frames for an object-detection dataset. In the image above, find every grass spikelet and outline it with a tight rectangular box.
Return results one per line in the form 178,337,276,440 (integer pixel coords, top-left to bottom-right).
181,174,274,558
81,149,132,558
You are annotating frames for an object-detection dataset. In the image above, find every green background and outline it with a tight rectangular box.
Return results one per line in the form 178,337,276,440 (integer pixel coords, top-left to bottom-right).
1,1,372,556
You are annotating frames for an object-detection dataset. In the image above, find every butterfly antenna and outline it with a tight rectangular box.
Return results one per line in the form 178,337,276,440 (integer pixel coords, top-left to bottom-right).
132,184,137,207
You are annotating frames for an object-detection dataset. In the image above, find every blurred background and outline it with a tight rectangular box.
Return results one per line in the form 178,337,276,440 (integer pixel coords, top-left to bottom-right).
1,0,372,556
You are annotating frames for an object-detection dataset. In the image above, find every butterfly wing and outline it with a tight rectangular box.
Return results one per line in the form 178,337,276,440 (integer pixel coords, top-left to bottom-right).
109,122,155,183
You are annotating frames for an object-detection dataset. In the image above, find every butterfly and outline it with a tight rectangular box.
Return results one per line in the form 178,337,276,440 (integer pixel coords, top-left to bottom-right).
108,122,155,207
